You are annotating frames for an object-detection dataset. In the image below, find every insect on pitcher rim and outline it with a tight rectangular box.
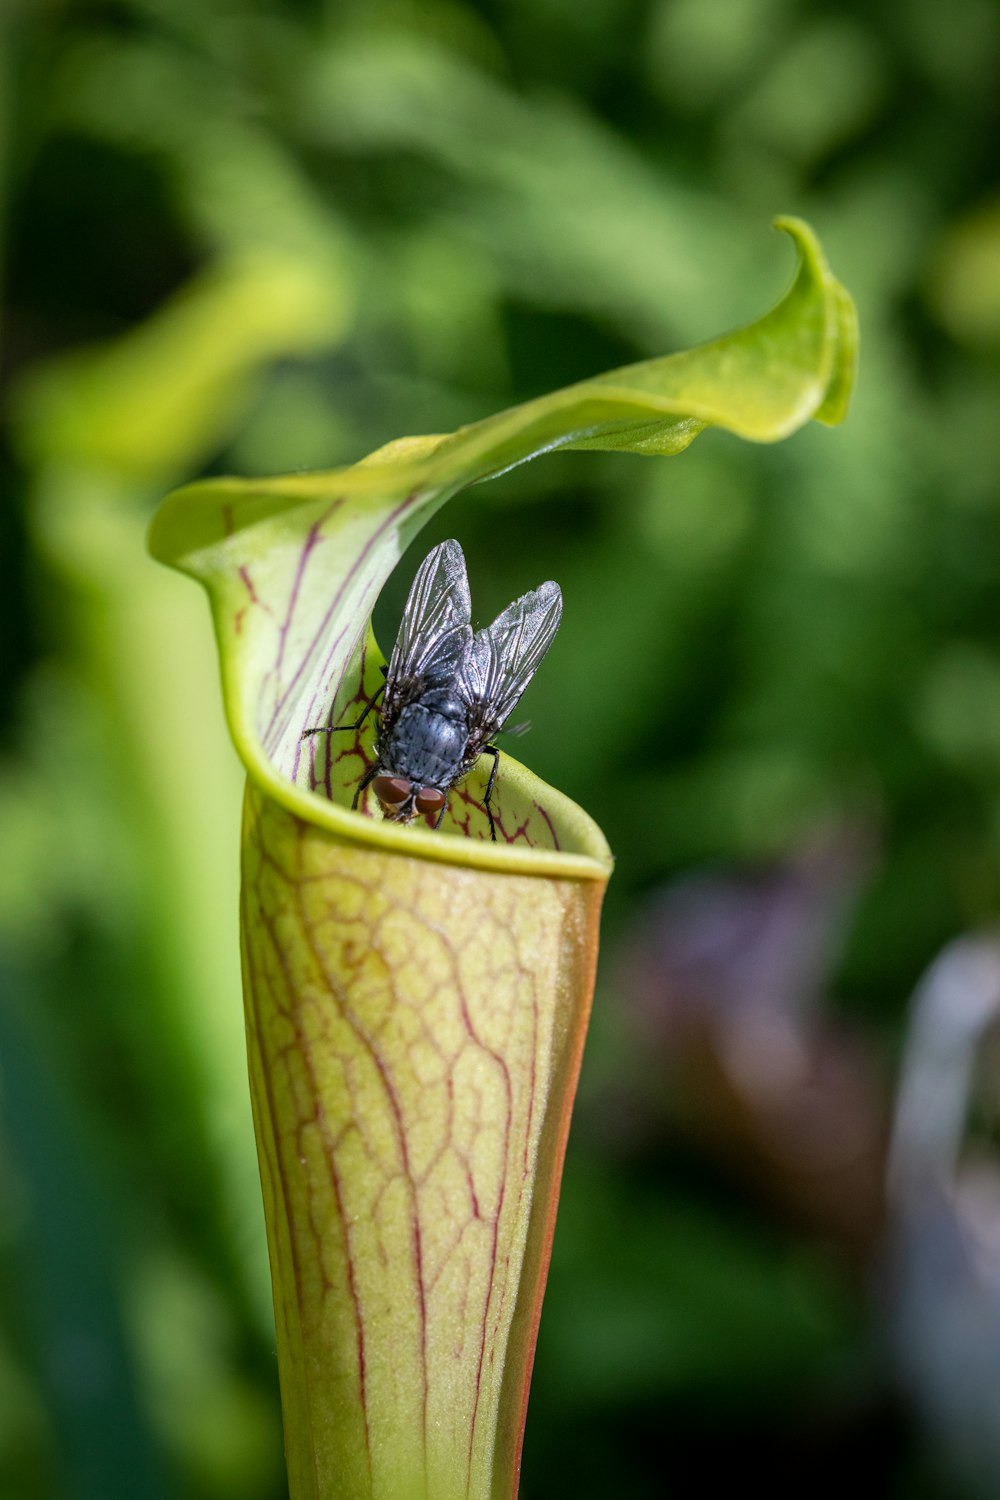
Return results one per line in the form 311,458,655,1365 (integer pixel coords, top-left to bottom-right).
302,539,564,843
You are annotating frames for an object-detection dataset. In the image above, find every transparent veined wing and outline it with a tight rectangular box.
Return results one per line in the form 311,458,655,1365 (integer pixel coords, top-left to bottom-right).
385,539,473,706
460,580,563,745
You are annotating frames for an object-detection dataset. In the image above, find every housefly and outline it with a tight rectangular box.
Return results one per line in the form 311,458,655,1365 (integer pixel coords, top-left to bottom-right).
303,539,562,840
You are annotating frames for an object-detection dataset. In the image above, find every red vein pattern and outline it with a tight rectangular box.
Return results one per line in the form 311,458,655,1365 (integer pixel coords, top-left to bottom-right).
241,783,604,1500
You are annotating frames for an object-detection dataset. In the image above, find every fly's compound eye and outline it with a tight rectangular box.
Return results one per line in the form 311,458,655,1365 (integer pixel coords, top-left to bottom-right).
415,787,446,817
372,775,412,806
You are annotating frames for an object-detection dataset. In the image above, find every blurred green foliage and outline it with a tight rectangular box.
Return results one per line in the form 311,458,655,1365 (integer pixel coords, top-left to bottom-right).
1,0,998,1496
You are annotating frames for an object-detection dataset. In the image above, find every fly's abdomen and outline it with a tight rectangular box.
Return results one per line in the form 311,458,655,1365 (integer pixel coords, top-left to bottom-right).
384,695,469,787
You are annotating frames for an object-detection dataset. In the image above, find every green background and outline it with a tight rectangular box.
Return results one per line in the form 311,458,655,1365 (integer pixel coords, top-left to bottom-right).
1,1,999,1496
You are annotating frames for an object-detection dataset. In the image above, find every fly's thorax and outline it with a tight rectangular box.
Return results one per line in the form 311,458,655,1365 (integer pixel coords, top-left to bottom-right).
381,692,471,787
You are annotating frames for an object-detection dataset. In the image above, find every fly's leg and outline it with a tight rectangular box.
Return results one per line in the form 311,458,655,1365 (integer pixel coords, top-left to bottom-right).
301,668,387,814
352,762,379,811
433,799,448,831
302,677,385,738
482,745,501,842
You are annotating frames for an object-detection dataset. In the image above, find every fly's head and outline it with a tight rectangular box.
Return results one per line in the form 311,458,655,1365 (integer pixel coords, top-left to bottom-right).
371,774,447,825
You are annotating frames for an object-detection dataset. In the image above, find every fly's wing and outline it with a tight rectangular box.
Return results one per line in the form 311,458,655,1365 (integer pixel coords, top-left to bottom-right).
459,580,563,747
384,539,473,712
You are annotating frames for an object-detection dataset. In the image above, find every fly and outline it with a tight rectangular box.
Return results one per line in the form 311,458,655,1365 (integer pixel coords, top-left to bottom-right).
302,538,563,841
